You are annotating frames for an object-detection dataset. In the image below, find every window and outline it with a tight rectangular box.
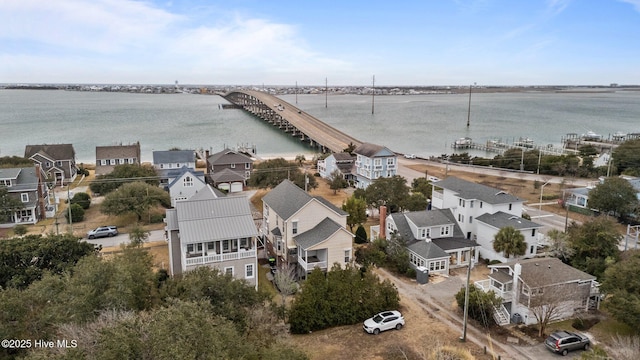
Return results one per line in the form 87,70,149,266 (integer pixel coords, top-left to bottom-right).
458,214,463,223
45,162,51,168
419,228,426,238
480,202,483,208
429,260,446,271
100,159,106,165
292,221,298,235
197,243,203,252
207,242,215,251
0,180,10,186
119,158,125,164
440,226,450,236
469,216,473,223
509,204,513,211
187,244,194,253
374,158,382,166
224,267,234,276
264,205,269,216
344,249,351,263
425,228,430,238
231,163,236,169
530,245,534,254
56,161,62,166
21,193,28,202
183,176,193,187
387,158,394,165
110,159,116,165
470,201,474,208
531,229,536,237
160,164,164,169
245,163,250,169
245,264,254,278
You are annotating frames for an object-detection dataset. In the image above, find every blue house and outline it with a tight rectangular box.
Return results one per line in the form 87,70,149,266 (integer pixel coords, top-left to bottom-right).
353,143,397,189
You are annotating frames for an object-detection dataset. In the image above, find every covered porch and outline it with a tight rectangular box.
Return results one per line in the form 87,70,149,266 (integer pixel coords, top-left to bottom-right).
185,237,255,266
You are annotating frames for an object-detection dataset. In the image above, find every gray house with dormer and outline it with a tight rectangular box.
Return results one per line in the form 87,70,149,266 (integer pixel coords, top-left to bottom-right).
0,166,51,225
153,150,197,185
25,144,77,186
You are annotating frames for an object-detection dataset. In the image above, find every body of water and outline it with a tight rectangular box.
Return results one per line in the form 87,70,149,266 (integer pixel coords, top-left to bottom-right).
1,89,639,164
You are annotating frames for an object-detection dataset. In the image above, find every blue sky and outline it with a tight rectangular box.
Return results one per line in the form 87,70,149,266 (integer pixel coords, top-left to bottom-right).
1,0,639,86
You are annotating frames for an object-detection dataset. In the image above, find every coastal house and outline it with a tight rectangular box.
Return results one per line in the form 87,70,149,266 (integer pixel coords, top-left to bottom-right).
205,149,253,193
353,143,397,189
474,257,600,326
165,187,259,288
317,152,355,182
564,175,640,211
370,206,478,275
261,179,353,278
475,212,543,262
95,142,141,175
24,144,77,186
166,166,208,207
152,150,197,184
0,166,51,225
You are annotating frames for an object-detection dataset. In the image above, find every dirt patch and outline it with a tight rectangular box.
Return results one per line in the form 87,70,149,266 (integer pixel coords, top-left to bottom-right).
101,241,169,271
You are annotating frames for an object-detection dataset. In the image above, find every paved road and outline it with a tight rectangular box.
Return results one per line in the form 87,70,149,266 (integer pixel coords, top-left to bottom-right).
83,229,165,248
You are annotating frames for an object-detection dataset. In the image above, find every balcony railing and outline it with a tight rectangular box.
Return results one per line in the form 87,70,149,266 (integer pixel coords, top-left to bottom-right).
298,257,327,271
432,191,443,199
185,249,256,266
474,279,512,301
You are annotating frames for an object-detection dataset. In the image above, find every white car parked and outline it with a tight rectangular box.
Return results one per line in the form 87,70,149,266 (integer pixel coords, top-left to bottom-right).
363,310,405,335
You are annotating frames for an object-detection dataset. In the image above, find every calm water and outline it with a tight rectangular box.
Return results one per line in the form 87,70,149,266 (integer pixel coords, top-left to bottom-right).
1,89,640,163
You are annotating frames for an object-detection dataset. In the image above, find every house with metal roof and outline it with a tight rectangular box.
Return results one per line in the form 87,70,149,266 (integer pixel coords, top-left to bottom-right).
353,143,397,189
261,179,353,278
474,257,600,326
206,148,253,193
24,144,77,186
165,189,259,288
95,142,141,175
475,211,543,262
377,208,478,275
0,166,51,225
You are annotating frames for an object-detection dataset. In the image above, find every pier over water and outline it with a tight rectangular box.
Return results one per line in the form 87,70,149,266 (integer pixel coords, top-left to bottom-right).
223,90,361,153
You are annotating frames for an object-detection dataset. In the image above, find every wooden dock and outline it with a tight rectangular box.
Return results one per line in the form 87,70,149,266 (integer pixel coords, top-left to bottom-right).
452,139,568,155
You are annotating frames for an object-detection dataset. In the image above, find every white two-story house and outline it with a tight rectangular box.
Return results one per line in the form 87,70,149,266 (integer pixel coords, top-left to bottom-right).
262,179,353,279
431,176,541,263
353,143,397,189
153,150,197,185
166,167,208,207
165,187,258,288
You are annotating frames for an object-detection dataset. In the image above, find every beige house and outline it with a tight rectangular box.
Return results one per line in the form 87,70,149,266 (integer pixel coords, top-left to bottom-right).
261,180,353,279
95,142,141,175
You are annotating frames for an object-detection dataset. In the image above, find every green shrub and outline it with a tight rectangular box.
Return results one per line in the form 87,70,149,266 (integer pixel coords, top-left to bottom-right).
150,213,165,223
13,224,28,236
65,203,85,223
354,225,367,244
405,267,416,279
488,259,502,265
70,192,91,209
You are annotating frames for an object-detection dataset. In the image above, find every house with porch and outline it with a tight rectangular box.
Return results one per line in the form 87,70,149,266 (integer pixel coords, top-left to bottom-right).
353,143,397,189
261,179,353,278
317,152,355,183
564,175,640,211
25,144,77,186
95,142,141,175
165,187,258,288
370,206,478,275
474,257,600,326
205,148,253,193
0,166,51,225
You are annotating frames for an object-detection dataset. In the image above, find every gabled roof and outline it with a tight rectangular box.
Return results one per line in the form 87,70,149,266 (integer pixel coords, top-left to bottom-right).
294,217,344,250
175,196,257,244
476,211,542,230
0,167,39,192
407,240,449,260
208,148,253,165
262,179,346,220
405,209,456,228
187,185,225,201
25,144,75,161
167,167,207,189
153,150,195,164
96,143,140,159
354,143,395,158
209,168,245,183
492,257,596,288
332,152,355,162
433,176,523,204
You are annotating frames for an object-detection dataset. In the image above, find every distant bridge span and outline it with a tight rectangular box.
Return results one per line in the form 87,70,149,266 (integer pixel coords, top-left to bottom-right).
223,90,361,153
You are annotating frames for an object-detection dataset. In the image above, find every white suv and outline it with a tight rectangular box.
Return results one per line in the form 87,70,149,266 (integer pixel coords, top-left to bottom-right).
363,310,405,335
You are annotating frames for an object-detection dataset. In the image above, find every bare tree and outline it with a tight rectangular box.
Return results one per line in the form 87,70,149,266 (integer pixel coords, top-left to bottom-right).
272,264,298,321
528,284,573,337
608,335,640,360
545,229,574,262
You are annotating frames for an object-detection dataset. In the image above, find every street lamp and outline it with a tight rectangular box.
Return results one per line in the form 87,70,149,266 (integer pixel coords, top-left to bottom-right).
539,180,551,211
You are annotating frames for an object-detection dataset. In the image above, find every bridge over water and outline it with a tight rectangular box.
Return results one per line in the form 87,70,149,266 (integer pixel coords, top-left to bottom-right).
223,90,361,153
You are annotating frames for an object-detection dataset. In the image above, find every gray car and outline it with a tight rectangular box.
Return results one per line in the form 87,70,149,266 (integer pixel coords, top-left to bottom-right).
544,330,590,356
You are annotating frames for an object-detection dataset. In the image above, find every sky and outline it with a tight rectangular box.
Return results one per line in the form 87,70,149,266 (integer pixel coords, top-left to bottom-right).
1,0,639,86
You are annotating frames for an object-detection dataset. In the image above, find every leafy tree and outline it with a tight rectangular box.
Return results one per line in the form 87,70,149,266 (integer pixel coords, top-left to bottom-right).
386,232,410,274
588,177,639,218
328,169,348,194
0,156,32,167
288,265,399,334
0,185,24,220
492,226,526,259
411,177,433,199
567,217,620,279
343,142,357,155
365,175,410,213
100,181,171,221
355,225,368,244
89,163,159,195
405,192,429,211
70,191,91,209
65,203,85,223
613,139,640,175
601,250,640,330
128,223,150,247
355,237,387,268
294,154,306,166
455,285,502,327
342,195,367,232
0,234,95,289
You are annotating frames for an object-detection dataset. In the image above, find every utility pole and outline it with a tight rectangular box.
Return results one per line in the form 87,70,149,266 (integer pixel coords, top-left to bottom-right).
295,81,298,104
67,184,73,234
466,84,472,127
371,75,375,115
460,258,472,342
537,148,542,174
325,77,328,108
520,148,525,171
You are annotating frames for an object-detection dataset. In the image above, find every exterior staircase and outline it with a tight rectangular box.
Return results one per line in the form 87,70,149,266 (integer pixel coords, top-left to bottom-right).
493,304,510,326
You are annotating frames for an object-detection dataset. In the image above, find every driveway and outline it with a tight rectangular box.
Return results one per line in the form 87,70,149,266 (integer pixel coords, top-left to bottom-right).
83,229,165,248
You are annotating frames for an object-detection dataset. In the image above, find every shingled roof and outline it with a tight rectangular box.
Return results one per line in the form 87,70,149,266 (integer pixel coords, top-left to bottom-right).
495,257,596,288
25,144,75,160
433,176,523,204
294,217,343,250
262,180,347,220
353,142,395,158
476,211,542,230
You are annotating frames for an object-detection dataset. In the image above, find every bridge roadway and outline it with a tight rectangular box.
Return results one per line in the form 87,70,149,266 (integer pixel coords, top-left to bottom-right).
223,90,361,153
